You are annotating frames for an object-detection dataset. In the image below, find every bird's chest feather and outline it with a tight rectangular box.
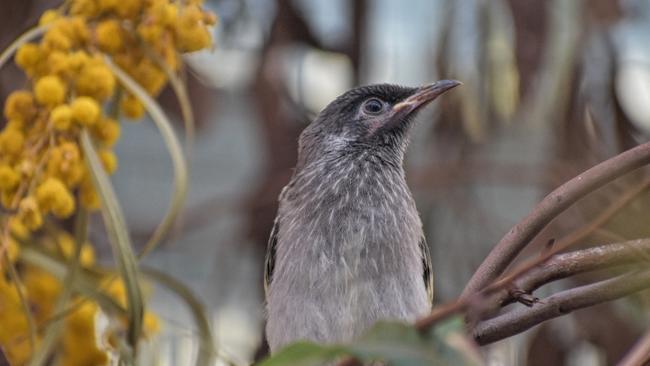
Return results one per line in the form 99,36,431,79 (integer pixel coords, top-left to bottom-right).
276,161,423,293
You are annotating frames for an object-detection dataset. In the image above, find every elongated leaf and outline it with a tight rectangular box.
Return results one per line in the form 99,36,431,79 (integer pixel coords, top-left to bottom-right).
0,25,48,70
258,342,344,366
81,130,144,350
141,267,216,366
18,245,126,317
261,320,481,366
28,210,88,366
103,57,188,259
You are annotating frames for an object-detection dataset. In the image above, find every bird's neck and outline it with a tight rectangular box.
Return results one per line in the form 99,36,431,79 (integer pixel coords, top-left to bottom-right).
288,150,412,209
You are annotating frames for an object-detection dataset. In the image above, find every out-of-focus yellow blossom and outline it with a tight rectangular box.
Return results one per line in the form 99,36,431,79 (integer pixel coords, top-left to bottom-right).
4,90,36,121
67,50,90,71
0,128,25,156
98,0,119,12
15,43,40,72
35,75,66,106
106,279,127,307
42,27,72,51
0,164,19,191
17,159,35,179
99,150,118,174
96,19,124,53
47,142,85,186
51,104,73,130
92,117,121,147
120,94,145,120
80,177,101,210
6,237,20,263
39,9,60,25
36,177,75,218
115,0,143,19
76,63,116,100
57,232,96,267
174,5,212,52
62,301,108,366
71,96,100,126
8,217,30,241
18,196,43,230
135,59,167,95
23,267,61,322
0,0,212,360
0,276,33,365
143,311,161,337
70,0,99,18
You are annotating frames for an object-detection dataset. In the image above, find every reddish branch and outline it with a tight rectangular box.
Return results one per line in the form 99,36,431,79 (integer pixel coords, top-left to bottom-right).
462,141,650,298
496,238,650,306
473,269,650,345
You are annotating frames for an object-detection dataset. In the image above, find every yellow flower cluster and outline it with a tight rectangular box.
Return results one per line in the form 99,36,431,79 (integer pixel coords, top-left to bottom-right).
1,0,215,363
1,0,214,226
0,231,161,365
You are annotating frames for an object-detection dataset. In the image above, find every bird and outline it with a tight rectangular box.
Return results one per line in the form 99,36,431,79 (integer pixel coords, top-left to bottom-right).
264,80,461,352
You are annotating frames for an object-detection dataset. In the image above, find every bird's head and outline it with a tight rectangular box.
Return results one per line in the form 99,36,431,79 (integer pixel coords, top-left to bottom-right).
297,80,461,168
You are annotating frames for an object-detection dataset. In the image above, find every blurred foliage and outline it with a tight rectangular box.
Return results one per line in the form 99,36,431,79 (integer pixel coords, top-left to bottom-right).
261,318,480,366
0,0,216,364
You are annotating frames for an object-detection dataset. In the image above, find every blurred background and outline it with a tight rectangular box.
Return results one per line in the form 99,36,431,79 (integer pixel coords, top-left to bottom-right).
3,0,650,365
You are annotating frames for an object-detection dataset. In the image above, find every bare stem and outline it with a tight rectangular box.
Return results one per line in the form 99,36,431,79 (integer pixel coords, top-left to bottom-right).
462,142,650,298
473,269,650,345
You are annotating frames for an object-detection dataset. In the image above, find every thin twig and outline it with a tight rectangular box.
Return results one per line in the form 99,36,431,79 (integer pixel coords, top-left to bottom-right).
473,269,650,345
498,238,650,306
463,143,650,298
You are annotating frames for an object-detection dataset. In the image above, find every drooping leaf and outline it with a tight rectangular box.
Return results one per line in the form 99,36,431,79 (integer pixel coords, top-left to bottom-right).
141,267,217,366
103,57,188,259
81,130,144,350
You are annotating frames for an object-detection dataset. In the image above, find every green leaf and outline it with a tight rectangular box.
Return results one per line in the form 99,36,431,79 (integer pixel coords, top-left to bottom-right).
140,267,217,366
81,130,144,350
261,320,482,366
258,342,344,366
103,56,188,259
348,322,447,366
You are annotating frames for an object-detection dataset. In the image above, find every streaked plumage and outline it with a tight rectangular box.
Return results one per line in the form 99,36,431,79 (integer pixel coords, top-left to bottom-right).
264,81,459,352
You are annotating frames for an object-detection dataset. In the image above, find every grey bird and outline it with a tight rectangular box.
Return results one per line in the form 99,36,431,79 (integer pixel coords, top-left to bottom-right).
264,80,461,352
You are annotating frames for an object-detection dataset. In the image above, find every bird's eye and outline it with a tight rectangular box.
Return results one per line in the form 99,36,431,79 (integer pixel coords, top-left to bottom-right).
362,98,384,115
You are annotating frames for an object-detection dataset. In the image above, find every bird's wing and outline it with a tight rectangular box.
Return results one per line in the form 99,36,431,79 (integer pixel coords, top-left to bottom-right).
263,215,279,297
419,236,434,305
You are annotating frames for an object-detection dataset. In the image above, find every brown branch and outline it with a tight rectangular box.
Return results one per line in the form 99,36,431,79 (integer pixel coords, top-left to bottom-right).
417,238,650,331
618,330,650,366
497,238,650,306
473,269,650,345
462,142,650,298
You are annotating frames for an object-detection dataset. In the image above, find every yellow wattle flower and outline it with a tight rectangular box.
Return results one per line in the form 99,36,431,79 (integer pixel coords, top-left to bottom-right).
18,196,43,230
35,177,76,218
4,90,37,121
71,96,100,126
34,75,67,106
0,164,19,191
15,43,41,72
39,9,61,25
96,19,124,53
120,94,145,120
99,150,118,174
0,128,25,156
76,63,116,101
51,104,73,130
93,117,121,147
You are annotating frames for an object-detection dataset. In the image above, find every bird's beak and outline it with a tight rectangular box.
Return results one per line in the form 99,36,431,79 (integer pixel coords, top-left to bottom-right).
392,80,462,115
